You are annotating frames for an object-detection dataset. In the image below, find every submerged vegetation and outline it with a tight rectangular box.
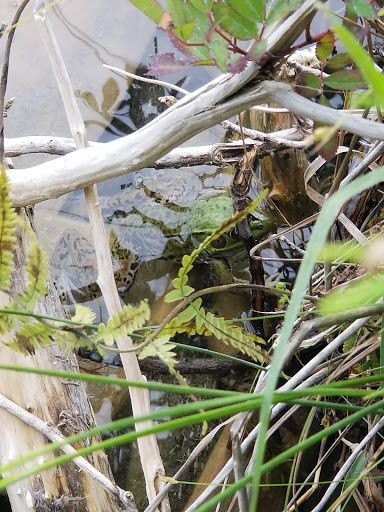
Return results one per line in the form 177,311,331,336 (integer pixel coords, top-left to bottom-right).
3,0,384,511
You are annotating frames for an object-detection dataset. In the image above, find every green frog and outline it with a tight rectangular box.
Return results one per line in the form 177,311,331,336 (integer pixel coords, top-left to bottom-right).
51,194,273,305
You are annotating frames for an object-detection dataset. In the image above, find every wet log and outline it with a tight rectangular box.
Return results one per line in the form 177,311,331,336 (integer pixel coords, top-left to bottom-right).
0,209,136,512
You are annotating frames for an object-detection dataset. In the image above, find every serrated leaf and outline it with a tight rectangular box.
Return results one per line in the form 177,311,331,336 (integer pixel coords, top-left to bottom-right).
21,241,48,311
139,334,178,373
206,38,230,72
227,0,266,21
266,0,301,26
316,30,335,61
147,52,197,76
296,72,321,98
72,305,96,325
129,0,164,23
10,321,53,355
326,52,353,71
0,167,17,290
95,300,150,345
226,53,249,74
349,0,376,18
198,309,268,363
213,3,258,40
324,69,367,91
101,77,119,112
0,310,15,335
343,335,356,353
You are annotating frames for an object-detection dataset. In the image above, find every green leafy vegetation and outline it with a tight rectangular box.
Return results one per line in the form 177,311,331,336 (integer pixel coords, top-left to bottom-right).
5,0,384,510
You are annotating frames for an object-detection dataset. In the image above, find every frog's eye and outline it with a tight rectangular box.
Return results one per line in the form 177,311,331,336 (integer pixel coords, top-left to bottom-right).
210,236,227,250
257,222,264,230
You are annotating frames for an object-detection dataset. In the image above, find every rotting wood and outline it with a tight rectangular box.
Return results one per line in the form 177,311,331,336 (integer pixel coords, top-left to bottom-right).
0,209,137,512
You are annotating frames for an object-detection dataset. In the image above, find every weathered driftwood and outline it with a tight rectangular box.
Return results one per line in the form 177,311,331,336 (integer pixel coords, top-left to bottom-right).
0,209,137,512
8,79,384,208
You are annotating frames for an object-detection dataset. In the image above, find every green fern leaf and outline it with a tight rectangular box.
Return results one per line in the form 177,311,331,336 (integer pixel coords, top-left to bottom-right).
7,321,53,355
197,308,269,363
139,334,189,385
176,298,202,323
72,305,96,325
95,299,150,346
139,334,178,369
164,288,185,303
162,317,210,338
55,329,106,359
343,334,356,353
20,241,48,311
0,308,16,335
0,167,18,290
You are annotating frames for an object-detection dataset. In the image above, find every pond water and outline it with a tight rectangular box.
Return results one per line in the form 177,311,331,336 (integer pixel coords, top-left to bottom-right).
1,2,329,510
1,1,256,508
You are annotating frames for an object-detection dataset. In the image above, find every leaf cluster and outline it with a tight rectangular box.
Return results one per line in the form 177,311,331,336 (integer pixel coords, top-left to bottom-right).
132,0,302,75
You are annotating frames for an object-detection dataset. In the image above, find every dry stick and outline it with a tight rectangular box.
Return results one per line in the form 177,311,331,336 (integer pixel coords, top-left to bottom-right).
184,315,371,511
3,134,308,164
8,80,384,208
0,393,135,507
33,3,168,509
311,415,384,512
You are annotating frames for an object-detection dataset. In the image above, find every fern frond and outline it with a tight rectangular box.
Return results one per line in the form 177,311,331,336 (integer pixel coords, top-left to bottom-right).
162,317,210,337
55,329,106,359
139,334,188,385
0,309,16,335
196,308,269,364
6,321,53,355
0,167,18,290
72,304,96,325
165,192,268,303
139,334,178,369
20,241,48,311
95,300,150,346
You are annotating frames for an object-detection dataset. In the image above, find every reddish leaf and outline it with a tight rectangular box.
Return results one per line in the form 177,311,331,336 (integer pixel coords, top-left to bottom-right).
316,30,335,61
168,32,197,58
324,69,367,91
246,40,267,63
326,52,353,71
314,94,339,161
226,54,249,74
147,53,197,75
296,72,322,98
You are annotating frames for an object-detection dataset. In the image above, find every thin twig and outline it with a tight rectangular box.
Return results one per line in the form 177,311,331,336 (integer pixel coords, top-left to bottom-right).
0,0,31,163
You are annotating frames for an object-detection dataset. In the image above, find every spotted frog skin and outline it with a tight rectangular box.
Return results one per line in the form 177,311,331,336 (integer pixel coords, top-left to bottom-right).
51,195,273,304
